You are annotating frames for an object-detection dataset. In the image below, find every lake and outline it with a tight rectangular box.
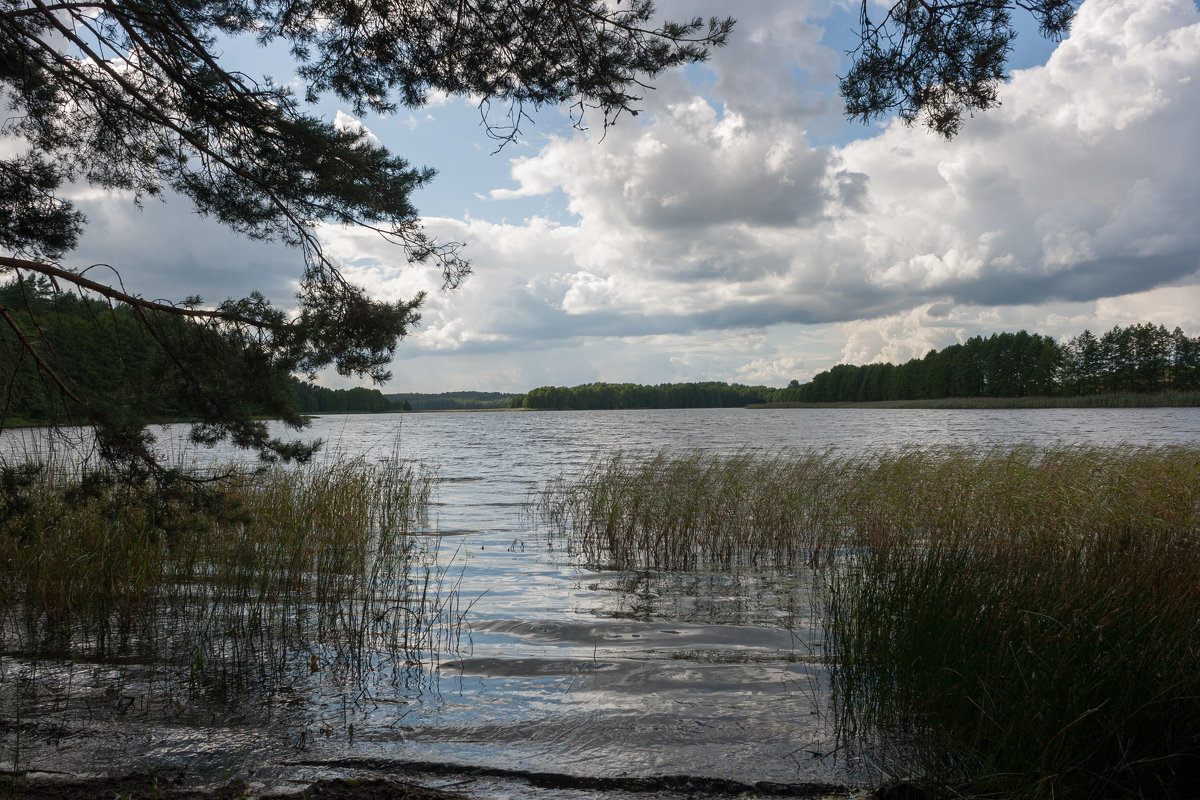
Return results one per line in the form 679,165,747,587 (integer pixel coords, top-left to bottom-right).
2,407,1198,797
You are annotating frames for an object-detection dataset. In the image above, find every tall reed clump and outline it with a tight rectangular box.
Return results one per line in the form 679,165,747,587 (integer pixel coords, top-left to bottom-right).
535,449,850,571
826,445,1200,799
0,455,459,695
536,444,1200,799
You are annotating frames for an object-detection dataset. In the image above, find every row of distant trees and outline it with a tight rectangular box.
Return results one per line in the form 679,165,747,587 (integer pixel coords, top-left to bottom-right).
6,284,1194,423
516,381,775,410
291,380,409,414
513,323,1200,412
776,324,1200,404
385,391,517,411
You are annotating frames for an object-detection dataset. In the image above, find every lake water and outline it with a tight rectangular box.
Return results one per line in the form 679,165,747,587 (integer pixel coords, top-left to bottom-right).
2,407,1198,797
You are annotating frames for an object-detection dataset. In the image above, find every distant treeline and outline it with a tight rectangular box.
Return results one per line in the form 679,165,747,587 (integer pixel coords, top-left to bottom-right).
9,276,1194,421
777,324,1200,404
292,380,409,413
385,391,518,411
512,323,1200,411
515,381,775,410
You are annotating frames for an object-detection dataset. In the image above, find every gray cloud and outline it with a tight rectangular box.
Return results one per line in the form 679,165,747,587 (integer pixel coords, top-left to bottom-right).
271,0,1200,387
950,253,1200,308
67,190,302,308
655,0,841,126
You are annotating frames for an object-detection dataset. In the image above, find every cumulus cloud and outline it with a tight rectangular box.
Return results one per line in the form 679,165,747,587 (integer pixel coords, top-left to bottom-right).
346,0,1199,386
50,0,1198,392
835,0,1200,313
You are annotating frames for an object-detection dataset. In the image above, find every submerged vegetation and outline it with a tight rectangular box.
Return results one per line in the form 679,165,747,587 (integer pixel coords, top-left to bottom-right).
537,445,1200,799
0,456,461,698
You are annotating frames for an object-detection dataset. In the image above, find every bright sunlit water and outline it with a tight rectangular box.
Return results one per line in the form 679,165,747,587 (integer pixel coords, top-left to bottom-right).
2,407,1198,796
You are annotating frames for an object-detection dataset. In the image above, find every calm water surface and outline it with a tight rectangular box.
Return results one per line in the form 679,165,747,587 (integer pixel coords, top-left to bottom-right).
2,408,1198,796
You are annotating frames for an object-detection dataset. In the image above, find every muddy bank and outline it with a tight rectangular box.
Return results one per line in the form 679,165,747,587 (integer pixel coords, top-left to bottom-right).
5,767,856,799
3,774,460,799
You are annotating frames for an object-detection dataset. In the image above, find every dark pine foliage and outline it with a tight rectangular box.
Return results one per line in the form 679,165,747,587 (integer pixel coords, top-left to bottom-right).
842,0,1077,137
0,0,733,468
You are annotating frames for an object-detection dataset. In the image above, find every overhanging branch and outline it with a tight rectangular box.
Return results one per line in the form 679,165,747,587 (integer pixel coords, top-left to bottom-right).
0,256,269,328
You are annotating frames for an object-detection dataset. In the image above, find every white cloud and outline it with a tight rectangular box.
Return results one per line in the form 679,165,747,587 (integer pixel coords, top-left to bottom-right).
379,0,1200,389
736,354,809,386
486,0,1187,329
333,110,383,147
25,0,1200,393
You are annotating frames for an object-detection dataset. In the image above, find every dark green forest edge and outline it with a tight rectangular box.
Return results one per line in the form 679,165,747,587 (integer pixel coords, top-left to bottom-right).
514,381,776,410
8,279,1198,425
0,280,411,424
516,325,1200,410
771,325,1200,404
386,391,517,411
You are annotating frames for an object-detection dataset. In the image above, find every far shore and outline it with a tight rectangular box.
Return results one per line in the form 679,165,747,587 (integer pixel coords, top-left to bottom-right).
748,391,1200,410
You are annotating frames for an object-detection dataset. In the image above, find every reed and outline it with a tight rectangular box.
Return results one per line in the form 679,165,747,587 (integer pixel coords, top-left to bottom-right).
536,444,1200,798
0,454,461,697
827,446,1200,799
535,449,850,571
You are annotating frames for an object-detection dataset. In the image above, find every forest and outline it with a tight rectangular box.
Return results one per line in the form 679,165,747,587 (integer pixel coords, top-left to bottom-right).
516,324,1200,411
516,381,777,410
5,277,1198,422
385,391,518,411
775,325,1200,404
0,280,405,425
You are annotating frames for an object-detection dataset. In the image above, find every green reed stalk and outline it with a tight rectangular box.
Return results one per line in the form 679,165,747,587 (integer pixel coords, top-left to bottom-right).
0,454,455,696
535,449,848,571
536,444,1200,798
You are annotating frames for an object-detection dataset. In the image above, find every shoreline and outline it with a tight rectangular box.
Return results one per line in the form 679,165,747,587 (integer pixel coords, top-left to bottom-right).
748,391,1200,410
5,768,857,800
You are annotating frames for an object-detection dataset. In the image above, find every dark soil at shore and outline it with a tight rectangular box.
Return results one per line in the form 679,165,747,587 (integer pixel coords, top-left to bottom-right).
2,771,867,799
2,774,463,800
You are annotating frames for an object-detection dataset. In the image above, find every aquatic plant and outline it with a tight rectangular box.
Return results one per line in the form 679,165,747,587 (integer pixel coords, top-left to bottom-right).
535,449,849,571
0,455,462,698
536,444,1200,799
826,445,1200,799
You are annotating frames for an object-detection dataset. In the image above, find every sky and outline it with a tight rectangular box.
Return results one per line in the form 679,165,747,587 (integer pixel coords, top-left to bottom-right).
43,0,1200,392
